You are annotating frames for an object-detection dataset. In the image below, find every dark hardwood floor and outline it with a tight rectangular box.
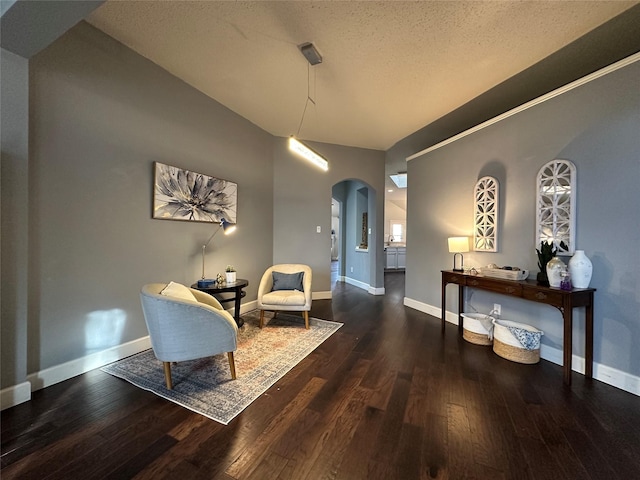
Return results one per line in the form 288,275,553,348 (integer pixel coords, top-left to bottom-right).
3,271,640,479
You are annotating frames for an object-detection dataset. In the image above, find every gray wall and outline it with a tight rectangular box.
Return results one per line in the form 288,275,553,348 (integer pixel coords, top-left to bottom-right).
2,21,386,394
273,138,385,293
405,59,640,377
1,48,29,388
21,22,274,373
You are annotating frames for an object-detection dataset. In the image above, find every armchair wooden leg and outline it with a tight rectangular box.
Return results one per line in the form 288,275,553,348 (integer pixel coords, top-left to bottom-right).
304,311,309,329
163,362,173,390
227,352,237,380
259,310,265,328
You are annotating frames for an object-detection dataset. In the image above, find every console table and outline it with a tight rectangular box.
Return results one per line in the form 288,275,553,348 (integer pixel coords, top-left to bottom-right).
441,270,596,385
192,279,248,328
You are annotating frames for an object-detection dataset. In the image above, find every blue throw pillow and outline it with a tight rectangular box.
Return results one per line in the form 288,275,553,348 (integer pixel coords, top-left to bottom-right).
272,271,304,291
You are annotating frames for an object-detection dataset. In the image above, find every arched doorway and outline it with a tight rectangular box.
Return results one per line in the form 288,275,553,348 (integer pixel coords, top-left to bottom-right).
331,179,383,295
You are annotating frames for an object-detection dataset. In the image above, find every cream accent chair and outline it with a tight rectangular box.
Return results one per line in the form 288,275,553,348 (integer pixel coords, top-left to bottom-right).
140,283,238,389
257,264,312,329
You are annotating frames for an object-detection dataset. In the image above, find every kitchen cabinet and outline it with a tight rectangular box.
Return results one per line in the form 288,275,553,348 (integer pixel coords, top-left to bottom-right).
385,246,406,269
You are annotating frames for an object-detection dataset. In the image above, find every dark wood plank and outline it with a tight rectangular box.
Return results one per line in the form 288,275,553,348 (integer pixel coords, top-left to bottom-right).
225,376,326,479
334,404,385,479
421,413,448,479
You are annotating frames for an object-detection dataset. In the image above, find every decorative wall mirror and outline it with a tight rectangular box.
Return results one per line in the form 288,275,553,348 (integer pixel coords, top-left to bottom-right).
360,212,368,249
473,176,499,252
536,159,576,254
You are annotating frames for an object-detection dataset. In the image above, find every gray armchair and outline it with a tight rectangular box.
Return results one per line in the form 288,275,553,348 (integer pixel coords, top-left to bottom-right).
140,283,238,389
257,264,312,329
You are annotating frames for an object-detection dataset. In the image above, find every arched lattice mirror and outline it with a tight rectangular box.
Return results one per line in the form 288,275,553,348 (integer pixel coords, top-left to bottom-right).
474,176,499,252
536,159,576,254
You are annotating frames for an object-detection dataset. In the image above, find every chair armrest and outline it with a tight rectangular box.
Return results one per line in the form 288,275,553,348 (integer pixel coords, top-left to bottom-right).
190,288,225,310
257,268,274,298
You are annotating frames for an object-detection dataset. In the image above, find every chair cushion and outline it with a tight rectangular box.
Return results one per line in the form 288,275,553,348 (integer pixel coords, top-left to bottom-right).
261,290,306,306
160,281,196,302
272,271,304,291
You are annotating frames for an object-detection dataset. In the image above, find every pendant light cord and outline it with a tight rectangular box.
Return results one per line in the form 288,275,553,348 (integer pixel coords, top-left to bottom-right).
296,63,316,137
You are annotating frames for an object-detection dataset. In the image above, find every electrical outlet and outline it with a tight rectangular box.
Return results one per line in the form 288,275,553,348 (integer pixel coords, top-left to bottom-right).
350,267,354,273
493,303,501,316
316,226,321,233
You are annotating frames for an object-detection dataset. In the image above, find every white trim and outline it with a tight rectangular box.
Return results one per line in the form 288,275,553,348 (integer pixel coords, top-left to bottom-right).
355,247,369,252
313,291,332,300
407,52,640,161
538,345,640,396
404,297,441,319
1,381,31,410
404,297,640,396
344,276,370,292
592,361,640,396
2,301,258,409
27,336,152,392
336,276,382,295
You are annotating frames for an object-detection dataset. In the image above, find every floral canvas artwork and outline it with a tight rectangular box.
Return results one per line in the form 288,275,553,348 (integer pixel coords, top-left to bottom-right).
153,162,237,223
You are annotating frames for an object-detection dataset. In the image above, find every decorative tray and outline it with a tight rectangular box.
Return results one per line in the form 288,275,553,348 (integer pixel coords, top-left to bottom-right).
478,267,529,281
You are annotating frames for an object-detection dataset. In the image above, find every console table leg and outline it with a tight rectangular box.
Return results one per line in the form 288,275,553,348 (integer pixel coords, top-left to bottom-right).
458,284,464,333
234,288,244,327
585,298,594,378
563,306,573,386
441,280,447,334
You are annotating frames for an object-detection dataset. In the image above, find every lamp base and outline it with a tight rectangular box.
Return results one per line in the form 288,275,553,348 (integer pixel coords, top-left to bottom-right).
197,279,216,288
452,253,465,272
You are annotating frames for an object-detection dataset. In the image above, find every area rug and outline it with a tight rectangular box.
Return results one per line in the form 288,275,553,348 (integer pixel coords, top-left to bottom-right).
101,311,341,424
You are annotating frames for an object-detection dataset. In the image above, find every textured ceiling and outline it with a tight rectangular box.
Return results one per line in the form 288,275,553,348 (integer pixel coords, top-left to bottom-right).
86,1,634,153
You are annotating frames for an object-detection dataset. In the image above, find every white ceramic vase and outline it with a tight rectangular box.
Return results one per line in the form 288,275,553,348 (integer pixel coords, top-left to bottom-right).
546,256,566,288
225,271,237,284
568,250,592,288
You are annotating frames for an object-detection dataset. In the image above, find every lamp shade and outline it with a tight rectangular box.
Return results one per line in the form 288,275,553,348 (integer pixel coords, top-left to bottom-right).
220,218,236,235
448,237,469,253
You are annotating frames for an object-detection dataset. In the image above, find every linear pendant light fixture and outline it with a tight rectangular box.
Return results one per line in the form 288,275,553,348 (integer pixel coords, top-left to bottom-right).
289,41,329,172
289,136,329,171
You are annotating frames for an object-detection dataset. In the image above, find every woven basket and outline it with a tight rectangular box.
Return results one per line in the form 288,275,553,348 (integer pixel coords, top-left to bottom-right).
461,313,493,346
492,319,542,364
463,329,493,346
493,338,540,364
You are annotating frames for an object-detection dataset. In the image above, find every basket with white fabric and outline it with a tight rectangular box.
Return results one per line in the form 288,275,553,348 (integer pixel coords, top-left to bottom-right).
492,319,543,364
461,313,494,346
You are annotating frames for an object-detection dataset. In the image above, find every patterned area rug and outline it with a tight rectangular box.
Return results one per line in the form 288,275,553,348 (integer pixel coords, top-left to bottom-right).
101,311,341,424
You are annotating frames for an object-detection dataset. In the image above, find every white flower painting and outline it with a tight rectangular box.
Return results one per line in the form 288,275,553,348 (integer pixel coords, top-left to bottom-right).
153,162,237,223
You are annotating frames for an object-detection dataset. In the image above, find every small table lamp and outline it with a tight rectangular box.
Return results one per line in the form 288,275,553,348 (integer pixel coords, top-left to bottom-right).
448,237,469,272
199,218,236,287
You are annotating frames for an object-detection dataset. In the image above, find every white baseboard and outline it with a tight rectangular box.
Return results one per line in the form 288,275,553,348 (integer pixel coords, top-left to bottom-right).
404,297,640,397
313,291,332,300
343,276,384,295
1,336,153,410
1,381,31,411
369,286,385,295
26,336,152,393
344,276,370,292
404,297,441,319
